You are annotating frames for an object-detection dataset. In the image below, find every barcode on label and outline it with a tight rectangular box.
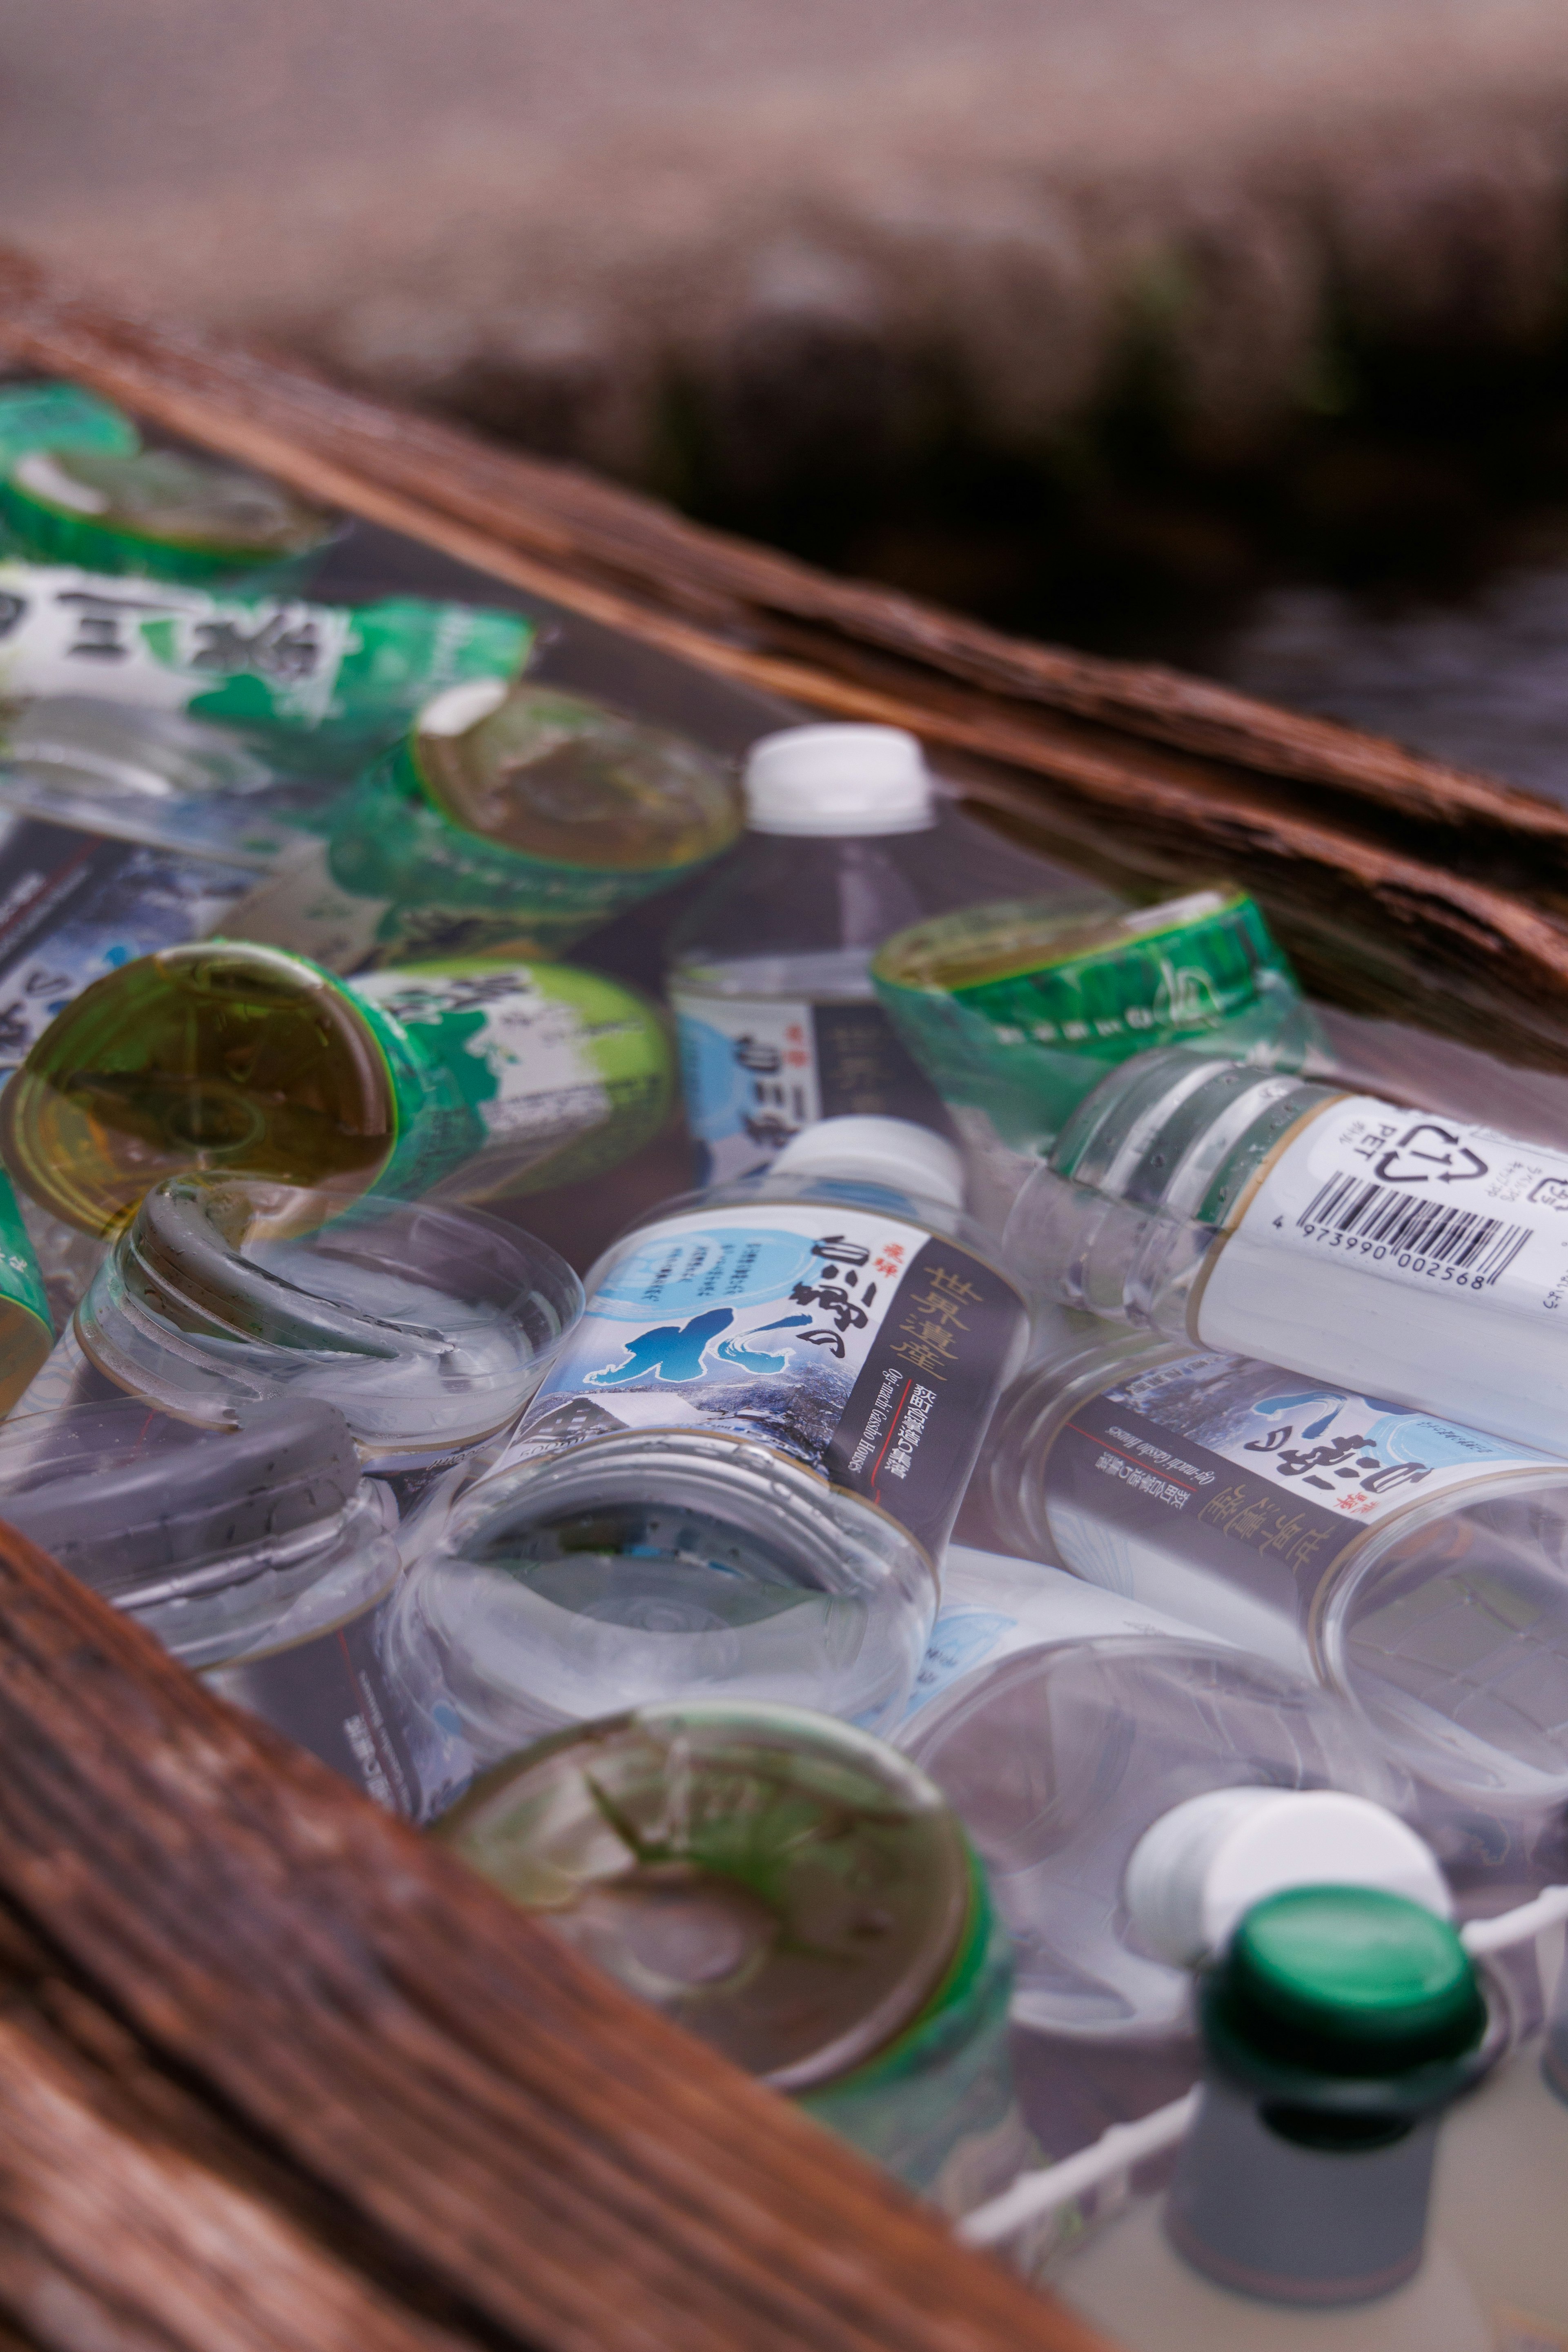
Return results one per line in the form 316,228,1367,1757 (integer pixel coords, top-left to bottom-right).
1298,1172,1532,1284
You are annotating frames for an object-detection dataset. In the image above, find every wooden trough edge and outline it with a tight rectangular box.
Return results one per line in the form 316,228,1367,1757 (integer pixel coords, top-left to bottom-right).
1,248,1566,1078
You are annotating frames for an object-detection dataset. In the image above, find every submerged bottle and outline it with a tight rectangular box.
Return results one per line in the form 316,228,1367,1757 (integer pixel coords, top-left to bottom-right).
899,1591,1421,2038
666,724,1091,1185
292,675,741,968
0,443,340,590
0,1396,427,1812
13,1173,582,1522
437,1699,1033,2213
385,1116,1029,1798
0,938,672,1238
1004,1045,1568,1457
871,884,1316,1198
984,1326,1568,1868
1055,1888,1492,2350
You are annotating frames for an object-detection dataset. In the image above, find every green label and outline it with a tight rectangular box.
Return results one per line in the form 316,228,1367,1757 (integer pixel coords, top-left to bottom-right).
0,1166,56,1412
874,887,1316,1154
323,740,710,963
347,956,671,1202
0,564,530,738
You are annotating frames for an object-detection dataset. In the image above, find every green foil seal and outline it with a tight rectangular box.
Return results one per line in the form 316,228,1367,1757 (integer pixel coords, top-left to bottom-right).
872,885,1319,1160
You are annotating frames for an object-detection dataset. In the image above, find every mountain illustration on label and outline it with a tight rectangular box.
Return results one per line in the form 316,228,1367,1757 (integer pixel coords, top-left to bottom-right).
1373,1123,1490,1185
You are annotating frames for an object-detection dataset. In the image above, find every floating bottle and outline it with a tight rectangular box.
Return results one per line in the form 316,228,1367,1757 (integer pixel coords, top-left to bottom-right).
984,1326,1568,1872
383,1116,1027,1799
0,1396,430,1812
437,1699,1034,2212
871,884,1316,1216
13,1173,583,1525
0,444,340,590
290,675,742,968
1004,1046,1568,1457
1054,1888,1492,2350
898,1577,1421,2038
0,938,673,1240
0,563,530,745
666,724,1088,1185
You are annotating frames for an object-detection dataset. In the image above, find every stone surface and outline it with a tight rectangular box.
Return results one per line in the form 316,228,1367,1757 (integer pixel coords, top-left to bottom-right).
4,0,1568,488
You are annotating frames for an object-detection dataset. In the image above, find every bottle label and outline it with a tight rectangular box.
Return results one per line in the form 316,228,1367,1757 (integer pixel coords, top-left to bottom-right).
201,1585,419,1816
671,988,944,1184
0,564,530,733
1042,1350,1555,1658
349,959,667,1202
499,1203,1027,1557
1199,1096,1568,1439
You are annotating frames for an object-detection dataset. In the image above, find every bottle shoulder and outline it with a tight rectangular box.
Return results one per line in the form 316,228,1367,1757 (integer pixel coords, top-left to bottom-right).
587,1173,1015,1290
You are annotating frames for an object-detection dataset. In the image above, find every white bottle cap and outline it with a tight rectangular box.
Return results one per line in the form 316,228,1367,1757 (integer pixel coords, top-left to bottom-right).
771,1116,965,1212
743,725,936,835
1124,1787,1452,1968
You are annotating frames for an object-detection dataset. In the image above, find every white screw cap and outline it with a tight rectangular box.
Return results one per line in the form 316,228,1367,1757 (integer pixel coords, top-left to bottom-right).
771,1116,964,1212
1124,1786,1452,1969
743,725,935,835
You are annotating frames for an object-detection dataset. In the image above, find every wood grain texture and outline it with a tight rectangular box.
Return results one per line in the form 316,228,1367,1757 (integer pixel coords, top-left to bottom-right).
2,245,1567,1081
0,1520,1116,2352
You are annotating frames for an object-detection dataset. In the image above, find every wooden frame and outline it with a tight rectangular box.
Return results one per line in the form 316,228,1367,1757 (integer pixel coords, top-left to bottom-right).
0,243,1557,2352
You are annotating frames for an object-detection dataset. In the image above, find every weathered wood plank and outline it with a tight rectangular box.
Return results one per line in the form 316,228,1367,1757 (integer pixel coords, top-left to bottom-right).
0,1521,1115,2352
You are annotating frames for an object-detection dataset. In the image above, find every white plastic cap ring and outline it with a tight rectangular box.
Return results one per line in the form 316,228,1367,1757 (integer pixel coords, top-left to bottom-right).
743,725,935,835
771,1116,965,1212
1123,1786,1452,1969
418,676,512,738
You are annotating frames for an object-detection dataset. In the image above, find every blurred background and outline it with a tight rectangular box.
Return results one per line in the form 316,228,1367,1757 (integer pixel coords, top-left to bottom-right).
12,0,1568,788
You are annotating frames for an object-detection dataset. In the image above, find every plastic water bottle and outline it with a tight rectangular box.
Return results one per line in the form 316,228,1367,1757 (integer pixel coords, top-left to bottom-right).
1004,1045,1568,1456
666,723,1098,1184
897,1560,1424,2038
292,675,741,969
13,1172,582,1525
436,1698,1033,2213
981,1325,1568,1870
1054,1887,1492,2350
385,1116,1029,1796
0,938,672,1241
0,1395,432,1813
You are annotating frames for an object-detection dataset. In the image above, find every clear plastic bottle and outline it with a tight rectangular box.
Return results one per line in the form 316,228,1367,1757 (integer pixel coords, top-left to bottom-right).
898,1604,1422,2038
385,1116,1030,1800
0,937,671,1241
982,1325,1568,1875
1054,1887,1492,2351
666,723,1102,1184
1003,1045,1568,1456
0,1395,432,1813
13,1172,583,1526
436,1699,1034,2214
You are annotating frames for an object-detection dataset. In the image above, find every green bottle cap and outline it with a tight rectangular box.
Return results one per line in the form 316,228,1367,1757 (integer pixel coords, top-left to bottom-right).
1216,1886,1486,2081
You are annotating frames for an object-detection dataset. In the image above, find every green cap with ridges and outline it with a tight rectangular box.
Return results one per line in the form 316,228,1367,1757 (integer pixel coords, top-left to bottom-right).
1217,1886,1485,2080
